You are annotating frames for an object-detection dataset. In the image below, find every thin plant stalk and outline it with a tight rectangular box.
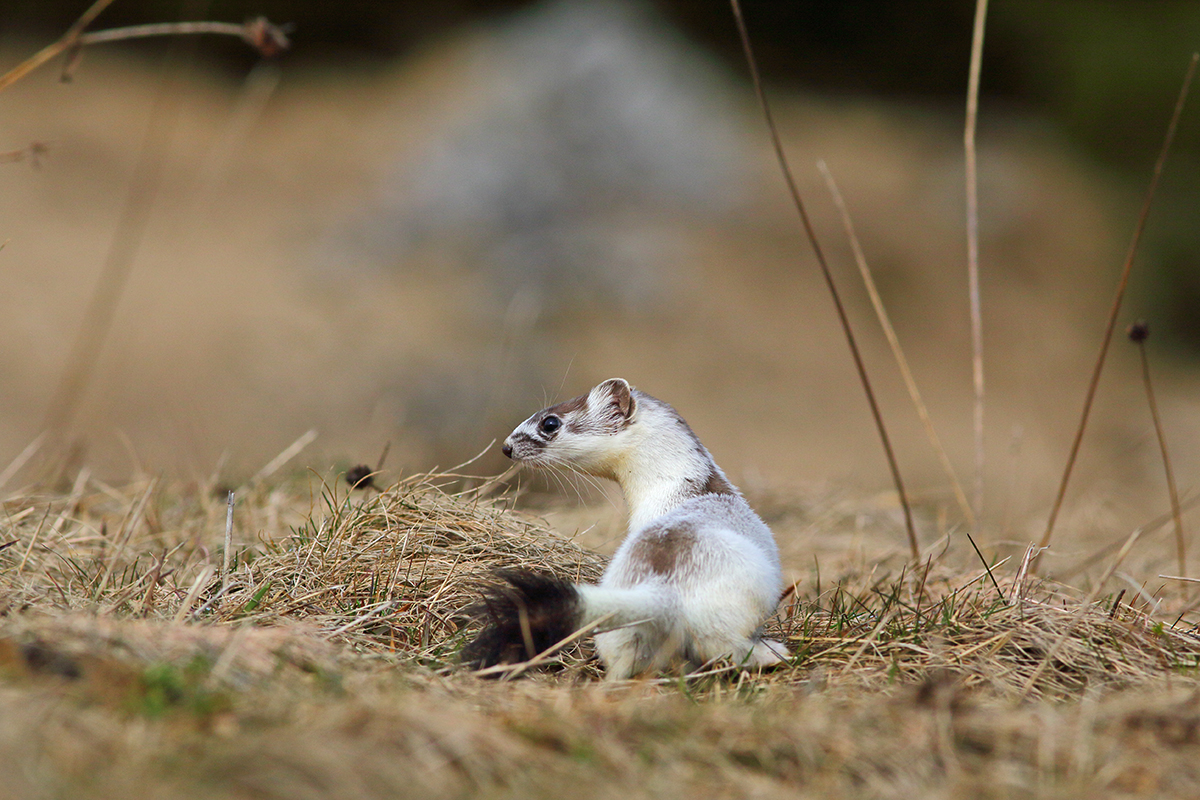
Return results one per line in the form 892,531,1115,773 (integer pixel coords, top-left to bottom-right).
222,490,236,585
965,0,990,525
1130,323,1186,584
1037,53,1198,562
0,0,116,93
729,0,919,561
77,21,278,48
253,429,319,484
818,161,975,530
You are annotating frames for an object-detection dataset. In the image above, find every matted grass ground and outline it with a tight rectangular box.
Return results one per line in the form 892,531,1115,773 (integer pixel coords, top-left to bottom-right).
4,471,1200,799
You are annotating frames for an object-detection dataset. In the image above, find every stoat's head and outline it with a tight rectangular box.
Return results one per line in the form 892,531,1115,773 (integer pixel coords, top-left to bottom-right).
501,378,637,478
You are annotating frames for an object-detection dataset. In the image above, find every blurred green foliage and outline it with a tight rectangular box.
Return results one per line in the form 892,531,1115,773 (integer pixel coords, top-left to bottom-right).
134,656,230,719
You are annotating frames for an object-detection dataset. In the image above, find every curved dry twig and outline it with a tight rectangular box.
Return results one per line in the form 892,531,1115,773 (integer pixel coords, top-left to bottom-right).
0,10,289,94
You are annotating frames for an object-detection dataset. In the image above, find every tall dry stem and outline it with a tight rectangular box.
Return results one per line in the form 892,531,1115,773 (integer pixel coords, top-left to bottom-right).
965,0,989,525
1129,322,1186,585
729,0,918,560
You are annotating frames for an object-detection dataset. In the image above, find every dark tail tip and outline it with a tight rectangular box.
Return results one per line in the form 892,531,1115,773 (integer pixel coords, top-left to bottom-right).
461,569,582,673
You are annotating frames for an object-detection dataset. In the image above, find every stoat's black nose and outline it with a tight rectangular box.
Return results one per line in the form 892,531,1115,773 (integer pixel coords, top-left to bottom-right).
501,442,513,459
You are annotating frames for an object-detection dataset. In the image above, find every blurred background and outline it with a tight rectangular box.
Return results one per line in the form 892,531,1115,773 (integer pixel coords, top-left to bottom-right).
1,0,1199,544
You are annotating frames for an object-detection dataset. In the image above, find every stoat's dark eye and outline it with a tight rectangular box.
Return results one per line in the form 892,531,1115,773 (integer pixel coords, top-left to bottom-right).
539,415,562,434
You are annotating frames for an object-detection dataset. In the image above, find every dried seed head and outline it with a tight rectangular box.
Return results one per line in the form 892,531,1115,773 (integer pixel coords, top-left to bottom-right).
244,17,291,58
346,465,375,490
1127,320,1150,343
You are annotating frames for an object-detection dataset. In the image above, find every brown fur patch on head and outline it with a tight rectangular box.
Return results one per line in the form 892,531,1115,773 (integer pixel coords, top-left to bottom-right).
544,393,588,428
628,522,697,576
542,379,640,436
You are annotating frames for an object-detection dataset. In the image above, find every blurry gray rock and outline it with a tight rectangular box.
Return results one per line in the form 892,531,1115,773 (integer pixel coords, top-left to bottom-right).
364,0,753,314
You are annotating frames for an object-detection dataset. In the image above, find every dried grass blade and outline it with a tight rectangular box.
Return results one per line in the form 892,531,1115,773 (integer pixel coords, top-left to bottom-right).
174,565,217,623
330,601,395,637
93,477,158,598
49,466,91,537
1159,574,1200,584
136,549,167,617
1134,334,1187,584
818,162,974,528
253,430,318,484
842,608,896,673
1011,543,1041,604
221,491,235,585
0,432,46,493
1053,493,1200,582
16,506,52,574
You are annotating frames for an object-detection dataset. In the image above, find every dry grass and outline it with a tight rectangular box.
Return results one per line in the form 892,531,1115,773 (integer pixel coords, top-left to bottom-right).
772,567,1200,700
4,474,1200,798
204,473,605,659
0,471,604,659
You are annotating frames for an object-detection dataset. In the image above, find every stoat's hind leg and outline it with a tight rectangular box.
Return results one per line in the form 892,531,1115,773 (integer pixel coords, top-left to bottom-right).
595,626,681,681
596,629,639,681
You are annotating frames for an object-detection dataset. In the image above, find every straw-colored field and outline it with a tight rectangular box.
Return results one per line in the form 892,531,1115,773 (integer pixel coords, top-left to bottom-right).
4,470,1200,799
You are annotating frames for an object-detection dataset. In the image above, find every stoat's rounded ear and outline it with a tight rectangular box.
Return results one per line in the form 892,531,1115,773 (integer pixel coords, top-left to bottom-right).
595,377,635,419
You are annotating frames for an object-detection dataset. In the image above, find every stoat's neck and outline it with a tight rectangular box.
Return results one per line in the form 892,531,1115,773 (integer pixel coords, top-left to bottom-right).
609,409,729,533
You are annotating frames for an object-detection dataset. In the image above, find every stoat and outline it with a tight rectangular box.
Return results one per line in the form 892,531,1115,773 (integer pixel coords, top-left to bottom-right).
463,378,788,679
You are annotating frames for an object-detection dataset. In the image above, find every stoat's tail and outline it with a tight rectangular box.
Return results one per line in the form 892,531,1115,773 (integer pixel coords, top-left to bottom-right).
461,570,663,670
